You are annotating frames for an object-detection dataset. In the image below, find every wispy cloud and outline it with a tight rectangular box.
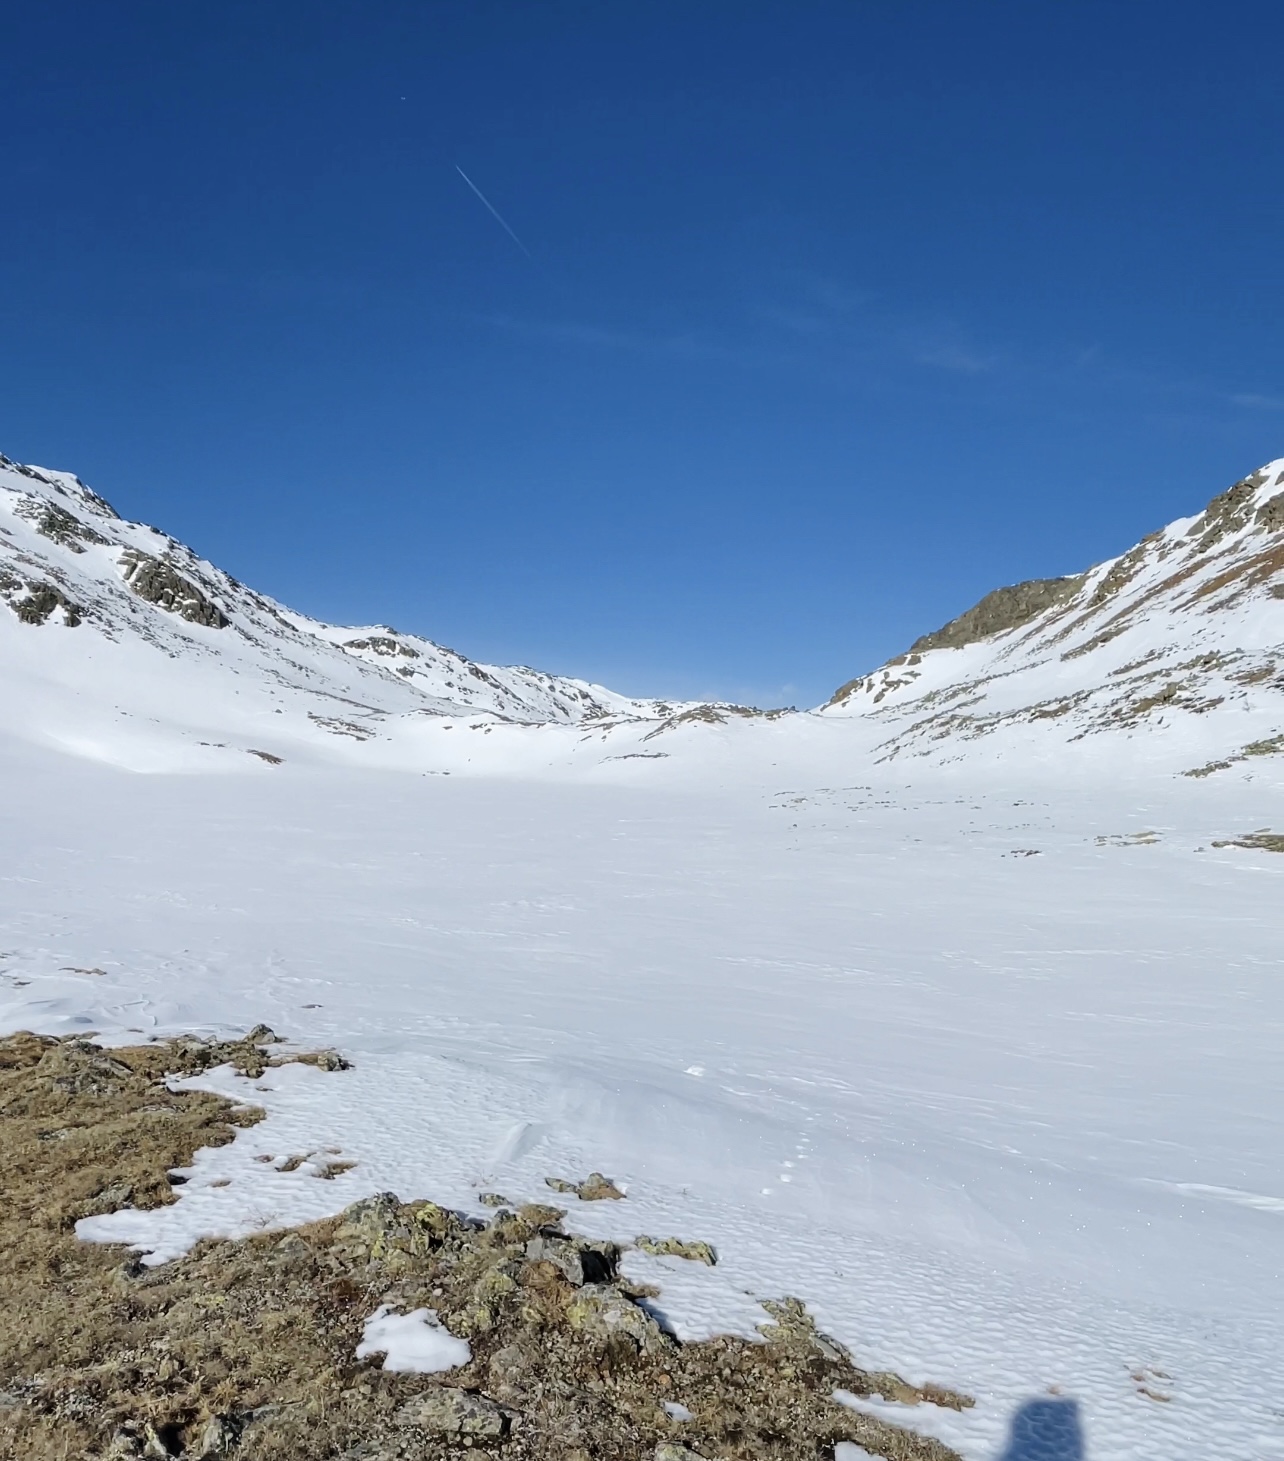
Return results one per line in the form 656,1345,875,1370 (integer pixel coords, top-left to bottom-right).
1230,392,1284,411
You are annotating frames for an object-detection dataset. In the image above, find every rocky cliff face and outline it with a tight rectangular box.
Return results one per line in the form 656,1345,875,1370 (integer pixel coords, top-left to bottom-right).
825,461,1284,770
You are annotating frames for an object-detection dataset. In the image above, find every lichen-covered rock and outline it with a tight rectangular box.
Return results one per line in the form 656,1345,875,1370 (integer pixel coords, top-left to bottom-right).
525,1232,617,1286
333,1193,460,1267
565,1284,668,1355
634,1235,717,1266
545,1170,626,1201
397,1388,508,1436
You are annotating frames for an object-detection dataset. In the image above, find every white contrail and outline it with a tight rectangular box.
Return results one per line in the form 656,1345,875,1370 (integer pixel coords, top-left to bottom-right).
455,165,533,258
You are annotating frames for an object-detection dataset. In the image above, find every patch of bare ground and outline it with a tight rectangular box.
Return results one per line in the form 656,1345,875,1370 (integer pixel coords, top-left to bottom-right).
0,1033,971,1461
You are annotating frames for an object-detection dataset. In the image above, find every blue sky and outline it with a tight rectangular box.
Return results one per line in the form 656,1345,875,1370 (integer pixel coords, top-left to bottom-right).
3,1,1282,705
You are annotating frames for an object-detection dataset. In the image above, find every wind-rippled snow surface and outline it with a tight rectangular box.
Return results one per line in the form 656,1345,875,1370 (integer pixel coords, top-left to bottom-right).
2,736,1281,1461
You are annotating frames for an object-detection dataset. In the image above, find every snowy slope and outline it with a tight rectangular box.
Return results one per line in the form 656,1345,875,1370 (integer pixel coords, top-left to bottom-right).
2,450,1283,1458
825,460,1284,773
5,448,1283,779
0,453,694,769
2,749,1282,1461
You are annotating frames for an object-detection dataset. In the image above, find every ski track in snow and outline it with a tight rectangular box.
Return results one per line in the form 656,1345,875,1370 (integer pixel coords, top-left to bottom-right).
2,742,1282,1461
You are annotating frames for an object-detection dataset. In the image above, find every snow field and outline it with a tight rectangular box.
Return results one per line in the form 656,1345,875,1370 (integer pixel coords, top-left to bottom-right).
2,737,1281,1458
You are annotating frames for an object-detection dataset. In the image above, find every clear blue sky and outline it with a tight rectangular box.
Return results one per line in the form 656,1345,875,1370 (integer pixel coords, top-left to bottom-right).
3,1,1282,705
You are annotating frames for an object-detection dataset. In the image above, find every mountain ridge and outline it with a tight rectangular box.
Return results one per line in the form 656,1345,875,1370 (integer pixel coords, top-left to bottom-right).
823,459,1284,769
2,448,1281,775
0,452,703,734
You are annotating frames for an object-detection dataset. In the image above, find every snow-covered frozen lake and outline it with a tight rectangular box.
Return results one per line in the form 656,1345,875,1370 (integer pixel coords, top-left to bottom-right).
1,730,1280,1460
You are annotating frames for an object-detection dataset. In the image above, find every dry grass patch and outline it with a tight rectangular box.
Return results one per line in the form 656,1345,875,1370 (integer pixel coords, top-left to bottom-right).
0,1032,970,1461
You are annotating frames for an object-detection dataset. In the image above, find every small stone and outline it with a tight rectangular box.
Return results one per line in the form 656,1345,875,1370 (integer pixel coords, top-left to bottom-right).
398,1389,508,1437
477,1191,510,1208
655,1446,708,1461
246,1023,280,1044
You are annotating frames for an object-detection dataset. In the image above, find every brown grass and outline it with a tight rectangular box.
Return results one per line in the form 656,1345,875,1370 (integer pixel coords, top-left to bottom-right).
0,1033,971,1461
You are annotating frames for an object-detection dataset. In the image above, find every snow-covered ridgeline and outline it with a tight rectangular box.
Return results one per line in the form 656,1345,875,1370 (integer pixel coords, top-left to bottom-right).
825,460,1284,768
0,453,698,768
1,448,1282,776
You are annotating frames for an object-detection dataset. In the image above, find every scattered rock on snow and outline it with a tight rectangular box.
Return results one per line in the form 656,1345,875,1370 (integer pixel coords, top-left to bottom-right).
545,1170,626,1201
634,1235,717,1266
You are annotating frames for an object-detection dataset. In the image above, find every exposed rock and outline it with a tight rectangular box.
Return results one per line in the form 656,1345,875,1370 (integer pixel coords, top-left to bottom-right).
525,1232,618,1286
14,497,111,553
333,1192,460,1267
1212,830,1284,853
397,1388,508,1436
565,1283,669,1355
120,549,229,628
1256,491,1284,533
343,635,421,659
635,1235,717,1266
76,1181,134,1218
546,1170,626,1201
190,1413,239,1457
10,581,83,626
33,1041,131,1099
909,574,1086,655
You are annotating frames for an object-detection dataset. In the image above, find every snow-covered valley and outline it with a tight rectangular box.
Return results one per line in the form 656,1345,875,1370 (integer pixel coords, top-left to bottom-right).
2,452,1283,1458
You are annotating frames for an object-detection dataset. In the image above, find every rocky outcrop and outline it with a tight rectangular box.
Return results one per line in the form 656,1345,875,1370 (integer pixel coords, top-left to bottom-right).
120,549,229,628
1,569,85,627
14,498,111,553
909,574,1087,654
